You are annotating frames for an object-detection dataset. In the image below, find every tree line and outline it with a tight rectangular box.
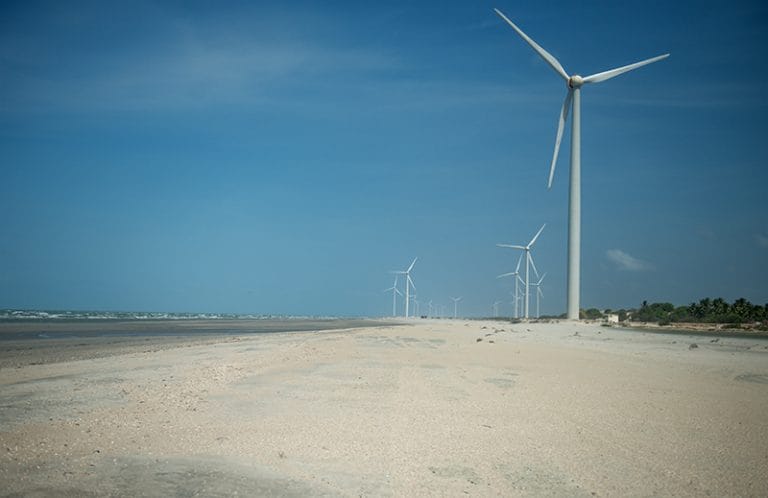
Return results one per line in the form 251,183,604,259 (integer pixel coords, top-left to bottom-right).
617,297,768,325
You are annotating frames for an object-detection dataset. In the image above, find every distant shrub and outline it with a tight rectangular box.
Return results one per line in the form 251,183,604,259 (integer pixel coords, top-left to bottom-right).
582,308,604,320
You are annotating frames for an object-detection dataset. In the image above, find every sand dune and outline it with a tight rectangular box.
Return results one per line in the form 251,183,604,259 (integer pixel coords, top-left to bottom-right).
1,320,767,496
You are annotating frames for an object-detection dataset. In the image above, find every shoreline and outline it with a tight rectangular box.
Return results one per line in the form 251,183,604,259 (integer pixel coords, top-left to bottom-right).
0,317,397,337
0,318,400,370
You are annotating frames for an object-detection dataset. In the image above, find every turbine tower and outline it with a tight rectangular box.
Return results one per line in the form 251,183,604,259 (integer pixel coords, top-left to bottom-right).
383,276,402,317
494,9,668,320
498,224,545,319
450,296,462,318
492,300,502,318
391,258,417,318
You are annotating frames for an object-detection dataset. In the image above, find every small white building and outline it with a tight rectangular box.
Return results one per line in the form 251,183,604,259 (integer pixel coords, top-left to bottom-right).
603,312,619,324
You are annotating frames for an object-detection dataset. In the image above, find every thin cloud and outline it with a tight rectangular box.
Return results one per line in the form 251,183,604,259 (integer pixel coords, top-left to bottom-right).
606,249,653,271
0,4,403,115
2,40,400,113
0,5,545,117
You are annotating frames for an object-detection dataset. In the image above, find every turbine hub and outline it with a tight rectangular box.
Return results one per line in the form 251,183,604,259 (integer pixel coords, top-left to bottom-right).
568,74,584,89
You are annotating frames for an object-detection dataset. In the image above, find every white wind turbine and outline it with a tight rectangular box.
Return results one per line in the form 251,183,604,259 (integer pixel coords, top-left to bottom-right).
494,9,668,320
497,252,524,318
492,300,502,318
391,258,417,318
450,296,462,318
531,273,546,319
383,276,402,317
512,290,523,319
498,224,545,320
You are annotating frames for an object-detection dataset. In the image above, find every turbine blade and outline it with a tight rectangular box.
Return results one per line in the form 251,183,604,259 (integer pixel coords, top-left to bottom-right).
395,288,403,297
497,272,517,279
529,224,546,247
497,244,527,250
494,9,569,81
528,253,540,279
583,53,669,84
515,253,523,273
549,90,572,189
407,257,418,272
537,272,547,285
408,275,416,291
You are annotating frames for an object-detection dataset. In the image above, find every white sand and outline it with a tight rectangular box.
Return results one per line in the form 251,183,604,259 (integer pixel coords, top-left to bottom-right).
1,320,767,496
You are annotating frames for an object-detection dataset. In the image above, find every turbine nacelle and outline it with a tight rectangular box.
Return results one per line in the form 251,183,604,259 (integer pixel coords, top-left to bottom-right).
567,75,584,89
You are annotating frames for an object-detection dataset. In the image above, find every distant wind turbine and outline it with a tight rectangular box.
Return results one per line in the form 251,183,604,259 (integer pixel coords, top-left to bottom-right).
497,252,524,319
450,296,462,318
492,300,502,318
383,276,402,317
391,258,417,318
511,290,523,319
494,8,668,320
531,273,546,319
498,224,545,319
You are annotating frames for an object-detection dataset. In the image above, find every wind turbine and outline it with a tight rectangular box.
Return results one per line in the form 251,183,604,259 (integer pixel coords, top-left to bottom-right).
492,300,502,318
494,8,668,320
497,252,524,318
450,296,462,318
498,224,545,319
383,276,402,317
531,273,546,319
427,300,433,318
392,258,417,318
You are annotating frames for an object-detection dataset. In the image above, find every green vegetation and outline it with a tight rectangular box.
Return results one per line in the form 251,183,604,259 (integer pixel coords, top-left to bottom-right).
479,298,767,328
581,308,604,320
630,298,768,325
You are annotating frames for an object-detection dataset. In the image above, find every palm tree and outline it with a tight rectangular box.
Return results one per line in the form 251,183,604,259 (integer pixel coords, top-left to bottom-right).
732,298,750,319
712,297,728,317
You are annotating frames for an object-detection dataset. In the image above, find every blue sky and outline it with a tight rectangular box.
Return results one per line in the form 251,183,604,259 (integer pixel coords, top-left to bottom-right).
1,0,766,317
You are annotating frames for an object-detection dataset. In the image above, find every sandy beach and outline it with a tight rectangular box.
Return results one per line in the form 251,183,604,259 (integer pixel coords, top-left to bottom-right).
1,319,767,497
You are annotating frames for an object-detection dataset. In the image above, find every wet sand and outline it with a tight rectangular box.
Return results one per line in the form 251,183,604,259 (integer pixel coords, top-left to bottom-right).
1,320,767,496
0,319,388,370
